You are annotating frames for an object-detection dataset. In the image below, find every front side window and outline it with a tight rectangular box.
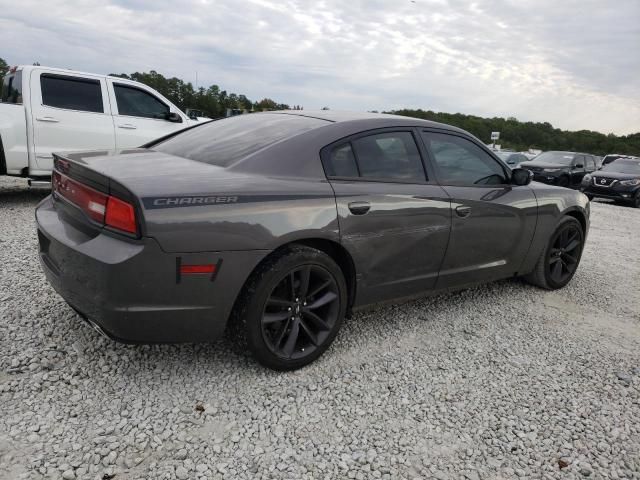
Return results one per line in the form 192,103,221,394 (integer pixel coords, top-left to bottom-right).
351,132,425,181
422,132,507,185
1,70,23,104
114,84,169,119
585,156,595,170
40,74,103,113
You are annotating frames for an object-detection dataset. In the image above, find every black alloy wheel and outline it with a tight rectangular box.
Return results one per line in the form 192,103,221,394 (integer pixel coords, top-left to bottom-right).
261,265,340,360
524,216,584,290
237,245,347,370
546,223,582,286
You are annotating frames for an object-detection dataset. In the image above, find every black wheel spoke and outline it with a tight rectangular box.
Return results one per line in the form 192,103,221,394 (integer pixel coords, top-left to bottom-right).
267,296,292,308
289,272,296,300
307,279,331,298
282,320,300,358
549,255,562,264
263,311,290,324
551,260,563,281
302,310,330,331
299,319,320,346
564,239,580,253
562,252,578,265
272,319,290,350
298,266,311,298
306,291,338,310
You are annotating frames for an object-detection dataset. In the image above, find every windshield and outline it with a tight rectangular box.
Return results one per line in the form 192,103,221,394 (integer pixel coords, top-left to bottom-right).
601,160,640,175
153,113,328,167
531,151,575,165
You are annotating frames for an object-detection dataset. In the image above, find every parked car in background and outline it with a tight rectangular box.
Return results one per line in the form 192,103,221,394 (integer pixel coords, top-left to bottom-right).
580,158,640,207
0,65,197,183
185,108,212,122
495,151,529,168
520,151,598,188
601,154,636,167
36,111,590,370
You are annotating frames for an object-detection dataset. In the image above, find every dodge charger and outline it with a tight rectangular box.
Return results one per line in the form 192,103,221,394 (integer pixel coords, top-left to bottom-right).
36,111,590,370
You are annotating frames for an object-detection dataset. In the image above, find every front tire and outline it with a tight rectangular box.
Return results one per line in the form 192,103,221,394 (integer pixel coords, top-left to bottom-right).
524,216,584,290
236,245,347,370
557,176,570,188
632,191,640,208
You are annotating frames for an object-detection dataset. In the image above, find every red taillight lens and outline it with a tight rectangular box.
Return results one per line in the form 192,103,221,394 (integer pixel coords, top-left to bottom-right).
105,196,137,234
52,171,107,223
53,170,137,235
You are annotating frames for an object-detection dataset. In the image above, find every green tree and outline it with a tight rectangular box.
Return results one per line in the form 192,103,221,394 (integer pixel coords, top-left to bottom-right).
0,57,9,84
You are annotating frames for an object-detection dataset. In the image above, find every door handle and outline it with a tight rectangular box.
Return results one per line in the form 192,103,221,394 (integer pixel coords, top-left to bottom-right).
455,205,472,218
36,116,59,123
118,124,137,129
348,201,370,215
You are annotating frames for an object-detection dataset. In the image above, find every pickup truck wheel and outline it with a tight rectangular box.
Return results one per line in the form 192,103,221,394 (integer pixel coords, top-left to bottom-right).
524,217,584,290
236,245,347,370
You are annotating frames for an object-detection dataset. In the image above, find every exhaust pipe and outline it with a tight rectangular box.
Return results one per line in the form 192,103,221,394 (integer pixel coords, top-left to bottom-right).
28,179,52,188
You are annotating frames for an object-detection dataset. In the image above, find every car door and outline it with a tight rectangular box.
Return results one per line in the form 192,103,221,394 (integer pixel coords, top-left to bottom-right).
420,130,537,289
322,129,451,306
107,80,186,148
30,70,115,172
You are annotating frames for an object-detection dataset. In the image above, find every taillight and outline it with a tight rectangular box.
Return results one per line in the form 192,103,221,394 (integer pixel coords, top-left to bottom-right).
52,170,137,236
105,196,137,234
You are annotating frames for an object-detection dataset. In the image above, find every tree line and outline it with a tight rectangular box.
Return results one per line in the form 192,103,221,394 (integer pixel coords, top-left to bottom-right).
1,57,638,156
389,109,640,156
109,70,297,116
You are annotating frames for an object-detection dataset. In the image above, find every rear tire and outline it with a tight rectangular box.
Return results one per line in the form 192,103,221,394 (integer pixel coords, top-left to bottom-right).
234,245,347,370
632,192,640,208
524,216,584,290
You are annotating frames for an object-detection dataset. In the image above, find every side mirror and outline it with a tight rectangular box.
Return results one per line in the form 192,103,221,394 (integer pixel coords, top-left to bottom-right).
511,168,533,186
166,112,183,123
507,160,515,164
574,163,584,169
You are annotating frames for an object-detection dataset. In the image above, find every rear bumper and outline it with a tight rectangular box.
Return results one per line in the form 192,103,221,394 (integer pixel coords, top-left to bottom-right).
36,196,267,343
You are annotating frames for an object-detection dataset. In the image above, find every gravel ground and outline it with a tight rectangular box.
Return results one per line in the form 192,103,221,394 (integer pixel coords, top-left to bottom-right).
0,176,639,480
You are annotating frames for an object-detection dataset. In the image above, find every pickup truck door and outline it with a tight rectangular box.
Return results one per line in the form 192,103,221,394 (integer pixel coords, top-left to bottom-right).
29,69,115,172
106,80,188,148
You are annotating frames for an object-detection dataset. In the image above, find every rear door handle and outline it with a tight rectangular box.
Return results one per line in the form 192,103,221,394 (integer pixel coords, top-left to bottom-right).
348,201,370,215
36,116,59,123
118,124,137,129
455,205,471,218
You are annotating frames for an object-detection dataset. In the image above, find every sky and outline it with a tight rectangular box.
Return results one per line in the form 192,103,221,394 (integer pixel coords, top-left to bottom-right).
1,0,639,135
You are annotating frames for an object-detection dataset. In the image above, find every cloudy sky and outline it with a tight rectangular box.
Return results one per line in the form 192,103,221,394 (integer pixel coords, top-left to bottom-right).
2,0,639,134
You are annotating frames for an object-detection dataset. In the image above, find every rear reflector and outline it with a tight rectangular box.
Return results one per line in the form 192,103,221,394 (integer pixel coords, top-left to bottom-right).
53,170,137,236
180,264,216,275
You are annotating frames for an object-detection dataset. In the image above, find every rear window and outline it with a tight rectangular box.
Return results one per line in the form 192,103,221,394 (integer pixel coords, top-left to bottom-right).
1,70,23,104
40,74,103,113
153,114,328,167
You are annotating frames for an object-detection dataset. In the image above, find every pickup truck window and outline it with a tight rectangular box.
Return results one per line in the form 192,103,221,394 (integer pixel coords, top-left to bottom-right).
114,84,169,120
40,74,104,113
1,71,23,104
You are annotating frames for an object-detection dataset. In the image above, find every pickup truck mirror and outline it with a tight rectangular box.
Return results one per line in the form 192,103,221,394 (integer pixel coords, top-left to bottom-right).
166,112,183,123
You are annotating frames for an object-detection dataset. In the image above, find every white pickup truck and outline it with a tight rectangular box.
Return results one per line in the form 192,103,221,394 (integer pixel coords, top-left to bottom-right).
0,65,200,182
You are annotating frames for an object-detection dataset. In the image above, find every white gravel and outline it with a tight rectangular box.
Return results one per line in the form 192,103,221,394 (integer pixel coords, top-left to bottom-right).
1,176,639,480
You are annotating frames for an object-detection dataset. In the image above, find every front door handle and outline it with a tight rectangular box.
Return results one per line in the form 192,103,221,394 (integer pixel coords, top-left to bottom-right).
348,201,370,215
36,116,59,123
118,124,137,129
455,205,471,218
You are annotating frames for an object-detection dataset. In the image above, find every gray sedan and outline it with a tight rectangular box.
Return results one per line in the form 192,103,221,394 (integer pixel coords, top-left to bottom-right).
36,111,590,370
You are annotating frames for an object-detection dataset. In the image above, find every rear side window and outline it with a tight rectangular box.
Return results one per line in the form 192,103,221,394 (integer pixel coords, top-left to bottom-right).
324,131,426,182
153,113,328,167
585,156,595,170
422,131,507,185
1,71,23,104
40,74,103,113
114,84,169,119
